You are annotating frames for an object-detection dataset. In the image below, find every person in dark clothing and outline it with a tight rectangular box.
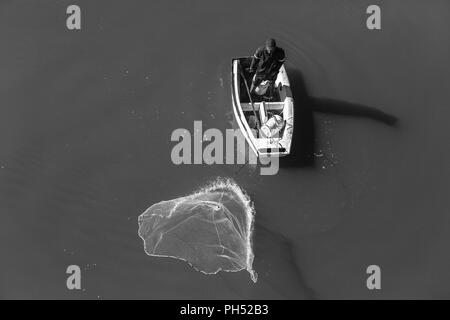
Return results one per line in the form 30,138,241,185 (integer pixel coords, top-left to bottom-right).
248,38,286,99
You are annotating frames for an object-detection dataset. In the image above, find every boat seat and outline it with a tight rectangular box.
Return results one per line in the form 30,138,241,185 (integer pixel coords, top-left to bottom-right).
264,102,284,111
241,102,284,112
241,103,255,112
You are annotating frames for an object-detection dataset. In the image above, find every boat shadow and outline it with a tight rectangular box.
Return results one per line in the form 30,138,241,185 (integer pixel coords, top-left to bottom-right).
280,68,398,168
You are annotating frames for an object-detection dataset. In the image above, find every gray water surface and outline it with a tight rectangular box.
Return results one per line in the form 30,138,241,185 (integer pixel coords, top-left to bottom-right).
0,0,449,299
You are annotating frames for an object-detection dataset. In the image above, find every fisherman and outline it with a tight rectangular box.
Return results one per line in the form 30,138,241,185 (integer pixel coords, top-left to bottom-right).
248,38,286,100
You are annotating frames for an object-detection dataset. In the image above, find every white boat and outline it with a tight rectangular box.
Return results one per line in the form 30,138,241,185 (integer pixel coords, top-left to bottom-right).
231,57,294,157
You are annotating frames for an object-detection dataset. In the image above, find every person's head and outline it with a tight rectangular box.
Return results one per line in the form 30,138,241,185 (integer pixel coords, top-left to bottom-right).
265,38,276,53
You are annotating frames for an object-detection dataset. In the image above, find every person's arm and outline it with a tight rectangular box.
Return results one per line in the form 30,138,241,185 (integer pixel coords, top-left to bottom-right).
268,50,286,80
249,47,262,72
275,50,286,71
